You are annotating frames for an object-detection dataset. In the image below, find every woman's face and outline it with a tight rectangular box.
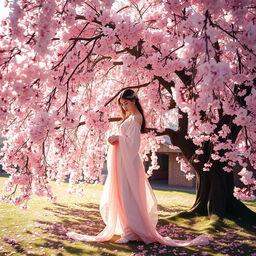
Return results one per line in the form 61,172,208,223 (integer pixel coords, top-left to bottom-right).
119,98,135,113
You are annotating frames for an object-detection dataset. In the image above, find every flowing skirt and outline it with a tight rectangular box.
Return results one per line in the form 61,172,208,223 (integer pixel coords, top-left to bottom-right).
67,144,210,247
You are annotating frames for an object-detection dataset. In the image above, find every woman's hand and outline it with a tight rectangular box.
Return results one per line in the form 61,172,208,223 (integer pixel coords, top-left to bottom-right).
108,135,119,145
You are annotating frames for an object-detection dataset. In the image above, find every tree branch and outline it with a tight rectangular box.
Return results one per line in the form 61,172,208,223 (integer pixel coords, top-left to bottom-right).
145,127,178,140
104,82,151,107
52,23,90,70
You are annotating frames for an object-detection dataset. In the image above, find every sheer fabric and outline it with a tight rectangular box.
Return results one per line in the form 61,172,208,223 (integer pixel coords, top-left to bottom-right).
67,115,209,246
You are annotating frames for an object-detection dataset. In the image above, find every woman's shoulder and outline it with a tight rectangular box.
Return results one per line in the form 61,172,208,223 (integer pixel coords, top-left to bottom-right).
131,114,142,126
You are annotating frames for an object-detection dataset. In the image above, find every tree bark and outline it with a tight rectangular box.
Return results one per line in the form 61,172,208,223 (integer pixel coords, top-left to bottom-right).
167,113,256,221
189,162,256,221
164,70,256,221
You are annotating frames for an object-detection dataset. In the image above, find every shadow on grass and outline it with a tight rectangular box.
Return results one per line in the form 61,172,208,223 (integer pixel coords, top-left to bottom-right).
33,237,99,256
32,203,143,255
3,237,29,255
31,201,256,256
158,207,256,255
231,217,256,233
152,187,196,195
32,203,201,255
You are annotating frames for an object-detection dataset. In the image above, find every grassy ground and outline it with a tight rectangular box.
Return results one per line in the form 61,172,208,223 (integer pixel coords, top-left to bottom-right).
0,176,255,256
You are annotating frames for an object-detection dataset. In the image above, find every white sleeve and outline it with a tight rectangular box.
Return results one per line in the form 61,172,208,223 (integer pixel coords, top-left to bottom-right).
118,120,141,159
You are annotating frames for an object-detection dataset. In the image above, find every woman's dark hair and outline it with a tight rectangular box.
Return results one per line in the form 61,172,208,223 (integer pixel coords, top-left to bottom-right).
118,89,146,133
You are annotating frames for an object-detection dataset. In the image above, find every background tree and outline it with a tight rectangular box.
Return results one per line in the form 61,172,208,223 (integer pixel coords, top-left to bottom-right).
0,0,255,221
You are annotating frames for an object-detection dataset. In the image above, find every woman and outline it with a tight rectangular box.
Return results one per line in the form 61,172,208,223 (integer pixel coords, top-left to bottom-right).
67,89,209,246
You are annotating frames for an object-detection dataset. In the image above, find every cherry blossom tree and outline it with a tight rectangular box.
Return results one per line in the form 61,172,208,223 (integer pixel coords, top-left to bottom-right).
0,0,255,221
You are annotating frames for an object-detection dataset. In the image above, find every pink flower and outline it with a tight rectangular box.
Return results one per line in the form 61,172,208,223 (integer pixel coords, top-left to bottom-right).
238,168,254,185
0,0,255,205
186,173,195,181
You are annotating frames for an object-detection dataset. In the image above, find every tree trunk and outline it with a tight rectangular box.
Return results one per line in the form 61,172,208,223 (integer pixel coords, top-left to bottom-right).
168,122,256,221
188,160,256,220
163,70,256,221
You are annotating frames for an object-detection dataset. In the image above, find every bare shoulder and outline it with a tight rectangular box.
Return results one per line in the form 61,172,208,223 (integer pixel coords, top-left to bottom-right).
133,114,143,126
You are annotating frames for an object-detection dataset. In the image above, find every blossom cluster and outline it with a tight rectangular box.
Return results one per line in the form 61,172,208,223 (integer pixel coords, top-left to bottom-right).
0,0,255,205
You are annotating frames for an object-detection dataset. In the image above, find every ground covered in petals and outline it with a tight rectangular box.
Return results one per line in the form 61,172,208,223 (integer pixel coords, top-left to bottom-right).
0,176,255,256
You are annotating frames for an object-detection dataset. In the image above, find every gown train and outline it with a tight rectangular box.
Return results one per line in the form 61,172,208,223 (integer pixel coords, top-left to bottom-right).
67,115,210,247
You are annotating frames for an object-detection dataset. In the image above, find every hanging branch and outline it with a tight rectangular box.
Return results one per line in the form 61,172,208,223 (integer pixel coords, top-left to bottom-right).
52,23,90,70
104,81,151,107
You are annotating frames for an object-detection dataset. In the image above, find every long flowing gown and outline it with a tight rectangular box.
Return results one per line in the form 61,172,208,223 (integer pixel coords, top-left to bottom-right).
67,115,210,246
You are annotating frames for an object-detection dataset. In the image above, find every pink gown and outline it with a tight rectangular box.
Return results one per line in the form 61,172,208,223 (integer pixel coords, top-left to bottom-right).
67,115,210,246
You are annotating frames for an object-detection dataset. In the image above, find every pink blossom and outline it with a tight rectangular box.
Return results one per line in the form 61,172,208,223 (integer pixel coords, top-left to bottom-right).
238,168,254,185
0,0,255,205
223,166,233,173
233,187,256,201
186,173,195,181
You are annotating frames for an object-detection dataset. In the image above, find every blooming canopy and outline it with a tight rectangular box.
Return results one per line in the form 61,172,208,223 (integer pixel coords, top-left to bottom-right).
0,0,255,207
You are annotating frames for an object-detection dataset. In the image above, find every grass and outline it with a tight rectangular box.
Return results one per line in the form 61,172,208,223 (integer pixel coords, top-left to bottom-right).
0,176,255,256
